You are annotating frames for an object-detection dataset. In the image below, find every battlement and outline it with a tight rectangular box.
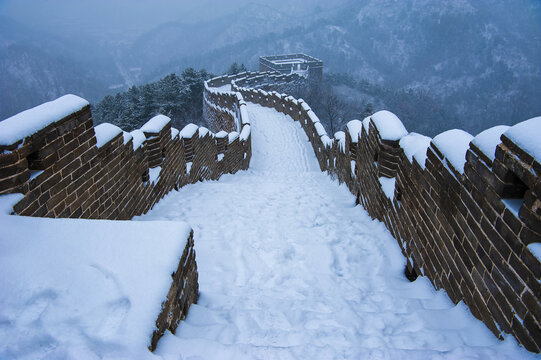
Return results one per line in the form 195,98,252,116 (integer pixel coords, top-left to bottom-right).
259,53,323,83
2,65,539,354
0,92,252,350
223,71,541,353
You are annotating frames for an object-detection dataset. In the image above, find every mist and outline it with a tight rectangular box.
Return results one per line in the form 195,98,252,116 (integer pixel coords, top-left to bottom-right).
1,0,539,136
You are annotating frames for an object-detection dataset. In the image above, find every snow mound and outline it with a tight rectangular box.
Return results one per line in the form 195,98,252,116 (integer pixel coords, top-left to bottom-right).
379,176,396,201
307,110,319,124
362,115,372,133
171,127,180,140
228,131,239,143
315,122,326,137
181,124,199,139
0,215,191,359
370,111,408,141
504,116,541,161
130,130,146,150
472,125,510,162
141,114,171,134
198,127,210,138
346,120,363,143
240,125,251,141
400,132,432,166
94,123,122,148
240,106,250,125
216,131,228,139
335,131,346,152
0,94,89,147
123,131,133,145
0,193,24,214
321,134,333,148
432,129,474,174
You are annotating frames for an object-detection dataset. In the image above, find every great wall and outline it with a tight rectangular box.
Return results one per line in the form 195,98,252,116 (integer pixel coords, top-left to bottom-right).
0,59,539,353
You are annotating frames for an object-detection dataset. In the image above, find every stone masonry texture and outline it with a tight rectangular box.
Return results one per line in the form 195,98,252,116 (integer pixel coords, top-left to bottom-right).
0,87,252,351
206,71,541,353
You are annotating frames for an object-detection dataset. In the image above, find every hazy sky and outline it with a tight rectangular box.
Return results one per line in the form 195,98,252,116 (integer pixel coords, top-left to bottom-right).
0,0,251,41
0,0,340,42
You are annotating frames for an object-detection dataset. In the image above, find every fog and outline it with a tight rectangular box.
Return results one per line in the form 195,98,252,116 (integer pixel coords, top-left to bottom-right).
1,0,540,136
1,0,338,42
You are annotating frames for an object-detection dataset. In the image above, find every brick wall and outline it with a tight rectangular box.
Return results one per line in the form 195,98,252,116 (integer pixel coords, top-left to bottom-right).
150,230,199,351
232,81,541,353
0,93,252,351
0,104,251,218
203,72,306,132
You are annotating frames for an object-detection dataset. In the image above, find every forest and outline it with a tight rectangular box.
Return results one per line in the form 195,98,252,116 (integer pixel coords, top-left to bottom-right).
91,63,252,131
93,62,459,137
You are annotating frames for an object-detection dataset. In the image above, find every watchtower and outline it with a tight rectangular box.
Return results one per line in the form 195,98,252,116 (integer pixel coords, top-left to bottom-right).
259,54,323,84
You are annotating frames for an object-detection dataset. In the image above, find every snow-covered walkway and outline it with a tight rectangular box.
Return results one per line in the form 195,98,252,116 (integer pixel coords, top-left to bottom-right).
137,104,532,359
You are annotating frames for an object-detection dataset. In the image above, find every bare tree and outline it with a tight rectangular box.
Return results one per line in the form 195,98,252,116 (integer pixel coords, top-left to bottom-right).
325,92,352,134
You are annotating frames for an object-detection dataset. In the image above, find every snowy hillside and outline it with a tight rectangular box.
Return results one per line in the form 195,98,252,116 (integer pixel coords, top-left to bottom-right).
1,0,539,133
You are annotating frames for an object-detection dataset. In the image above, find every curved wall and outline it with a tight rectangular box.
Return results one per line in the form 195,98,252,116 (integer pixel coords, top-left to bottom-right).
230,75,541,353
0,92,252,351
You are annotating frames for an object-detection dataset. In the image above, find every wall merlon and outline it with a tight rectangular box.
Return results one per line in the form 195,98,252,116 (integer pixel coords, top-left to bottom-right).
223,70,540,353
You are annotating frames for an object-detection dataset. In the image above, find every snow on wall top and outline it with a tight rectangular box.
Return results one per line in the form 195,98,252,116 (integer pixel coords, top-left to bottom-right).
171,127,180,140
130,129,146,150
503,116,541,162
321,134,333,148
240,106,250,125
307,110,319,124
0,94,89,147
228,131,239,143
399,133,432,166
335,131,346,153
471,125,510,162
180,123,199,139
240,124,251,141
0,215,191,359
141,114,170,134
198,127,210,138
346,120,363,143
216,131,228,139
122,131,133,145
315,122,327,137
94,123,123,149
370,111,408,141
432,129,474,174
362,115,372,133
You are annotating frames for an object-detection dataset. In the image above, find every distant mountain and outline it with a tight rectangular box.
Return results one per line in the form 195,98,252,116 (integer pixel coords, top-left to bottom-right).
139,0,540,134
123,4,302,75
0,16,122,120
1,0,539,136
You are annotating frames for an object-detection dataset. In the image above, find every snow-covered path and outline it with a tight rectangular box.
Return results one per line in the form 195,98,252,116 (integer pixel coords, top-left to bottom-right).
137,104,531,359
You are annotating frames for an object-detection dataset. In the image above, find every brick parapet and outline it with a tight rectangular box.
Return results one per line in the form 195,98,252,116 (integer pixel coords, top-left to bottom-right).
0,92,254,350
230,78,541,353
150,230,199,351
0,98,251,219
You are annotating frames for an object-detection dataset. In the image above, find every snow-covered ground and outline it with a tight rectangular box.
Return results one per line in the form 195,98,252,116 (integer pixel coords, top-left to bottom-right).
0,216,191,359
137,104,534,359
216,84,232,92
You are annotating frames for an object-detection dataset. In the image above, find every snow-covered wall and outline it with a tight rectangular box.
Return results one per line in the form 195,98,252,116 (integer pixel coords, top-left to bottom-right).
0,94,253,350
0,97,251,218
232,78,541,353
203,71,305,133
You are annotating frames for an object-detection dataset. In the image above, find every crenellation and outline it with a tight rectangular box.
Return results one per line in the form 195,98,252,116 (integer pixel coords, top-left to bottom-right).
0,85,253,350
3,68,538,354
223,71,541,353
